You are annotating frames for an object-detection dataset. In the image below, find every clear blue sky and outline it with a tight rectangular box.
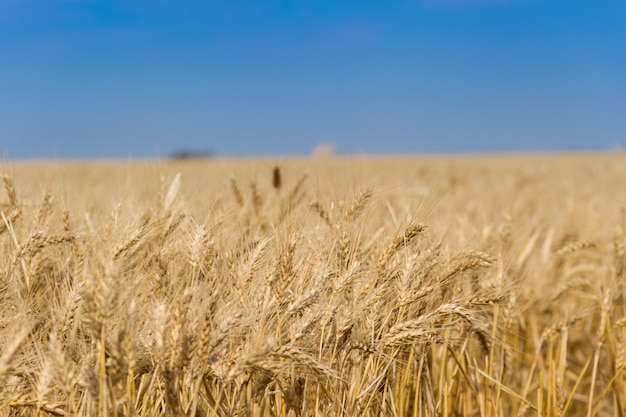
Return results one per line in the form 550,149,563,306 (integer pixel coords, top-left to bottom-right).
1,0,625,159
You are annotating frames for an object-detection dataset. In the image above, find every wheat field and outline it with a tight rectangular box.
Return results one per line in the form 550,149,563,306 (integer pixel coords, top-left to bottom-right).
1,154,626,417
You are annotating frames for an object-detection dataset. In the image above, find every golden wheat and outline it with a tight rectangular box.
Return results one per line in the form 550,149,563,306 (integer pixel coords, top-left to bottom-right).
1,155,626,416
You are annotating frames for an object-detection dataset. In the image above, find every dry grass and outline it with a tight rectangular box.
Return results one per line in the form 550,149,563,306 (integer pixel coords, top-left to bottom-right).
1,154,626,416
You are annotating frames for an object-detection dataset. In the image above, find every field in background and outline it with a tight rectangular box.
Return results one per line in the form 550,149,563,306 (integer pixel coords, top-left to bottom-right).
1,154,626,416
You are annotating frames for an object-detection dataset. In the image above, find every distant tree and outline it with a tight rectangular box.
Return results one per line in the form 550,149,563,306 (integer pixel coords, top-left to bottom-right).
169,149,215,160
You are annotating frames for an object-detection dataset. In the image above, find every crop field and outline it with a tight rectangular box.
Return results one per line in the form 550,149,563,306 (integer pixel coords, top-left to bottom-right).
1,154,626,417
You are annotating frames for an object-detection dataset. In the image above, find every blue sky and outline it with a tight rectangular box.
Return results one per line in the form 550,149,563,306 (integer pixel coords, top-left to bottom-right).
1,0,625,159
